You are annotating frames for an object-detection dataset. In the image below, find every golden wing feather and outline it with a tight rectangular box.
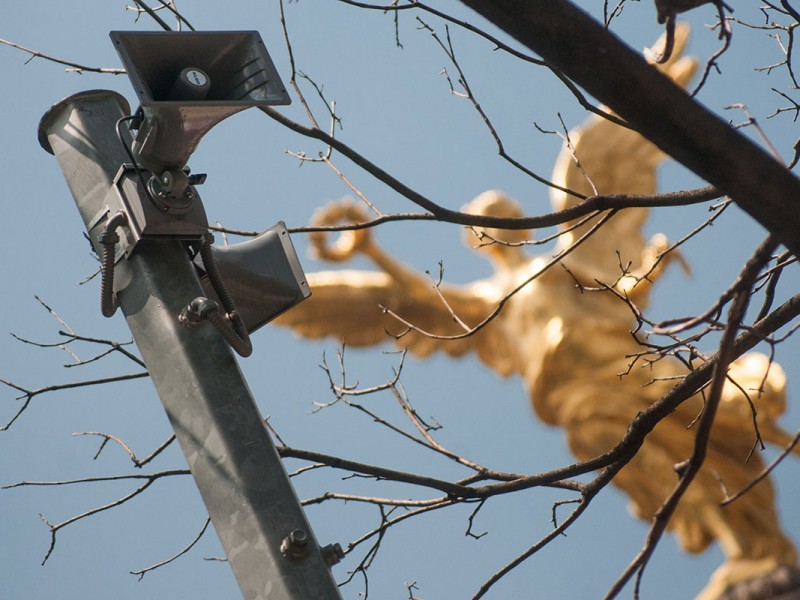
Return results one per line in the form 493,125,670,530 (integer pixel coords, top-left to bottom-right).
273,267,521,377
550,24,697,283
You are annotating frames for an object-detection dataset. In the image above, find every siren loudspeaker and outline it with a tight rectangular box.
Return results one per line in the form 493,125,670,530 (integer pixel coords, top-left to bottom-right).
196,223,311,334
110,31,290,172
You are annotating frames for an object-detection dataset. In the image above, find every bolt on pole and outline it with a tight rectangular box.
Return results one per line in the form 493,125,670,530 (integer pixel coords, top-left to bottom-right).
39,89,343,600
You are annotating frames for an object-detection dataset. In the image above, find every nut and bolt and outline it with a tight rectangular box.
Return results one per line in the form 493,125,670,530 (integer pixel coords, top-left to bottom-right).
321,543,345,567
280,530,344,566
280,529,309,560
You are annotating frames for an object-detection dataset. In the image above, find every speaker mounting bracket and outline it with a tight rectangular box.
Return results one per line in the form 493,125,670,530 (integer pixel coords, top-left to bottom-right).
99,164,209,255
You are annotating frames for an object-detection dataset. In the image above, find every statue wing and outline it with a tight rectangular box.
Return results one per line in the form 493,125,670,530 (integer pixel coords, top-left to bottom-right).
273,268,521,377
550,24,697,283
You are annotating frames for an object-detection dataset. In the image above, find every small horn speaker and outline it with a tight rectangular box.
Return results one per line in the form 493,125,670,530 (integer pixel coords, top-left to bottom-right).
110,31,290,172
197,223,311,334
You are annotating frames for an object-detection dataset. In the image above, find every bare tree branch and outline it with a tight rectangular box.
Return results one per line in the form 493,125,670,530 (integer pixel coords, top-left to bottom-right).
0,38,125,74
455,0,800,257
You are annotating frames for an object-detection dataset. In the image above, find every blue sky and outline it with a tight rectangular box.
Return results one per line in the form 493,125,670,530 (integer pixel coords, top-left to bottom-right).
2,2,800,599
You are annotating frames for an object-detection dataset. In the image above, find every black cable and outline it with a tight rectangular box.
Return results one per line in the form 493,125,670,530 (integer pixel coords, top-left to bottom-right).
186,297,253,358
99,211,128,318
115,114,169,212
198,238,253,357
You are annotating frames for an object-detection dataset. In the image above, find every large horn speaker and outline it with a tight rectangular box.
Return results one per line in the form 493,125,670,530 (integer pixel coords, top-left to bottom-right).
197,223,311,334
110,31,290,172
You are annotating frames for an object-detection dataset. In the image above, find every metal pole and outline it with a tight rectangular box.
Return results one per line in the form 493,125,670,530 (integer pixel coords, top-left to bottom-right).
39,90,343,600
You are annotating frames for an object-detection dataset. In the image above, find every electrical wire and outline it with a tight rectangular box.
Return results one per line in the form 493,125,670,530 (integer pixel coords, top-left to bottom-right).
115,114,169,212
99,211,128,318
197,237,253,357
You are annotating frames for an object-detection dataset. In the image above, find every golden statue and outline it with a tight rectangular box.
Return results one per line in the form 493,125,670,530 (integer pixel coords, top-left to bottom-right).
275,27,799,598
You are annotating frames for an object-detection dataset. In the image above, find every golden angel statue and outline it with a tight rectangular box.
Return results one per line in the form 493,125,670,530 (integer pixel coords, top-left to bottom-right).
275,27,799,599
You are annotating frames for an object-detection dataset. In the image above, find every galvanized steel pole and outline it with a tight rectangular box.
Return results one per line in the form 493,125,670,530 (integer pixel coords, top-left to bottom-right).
39,89,343,600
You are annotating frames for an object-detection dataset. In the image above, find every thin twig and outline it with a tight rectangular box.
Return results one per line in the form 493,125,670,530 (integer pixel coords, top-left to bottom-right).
0,38,125,74
130,518,212,579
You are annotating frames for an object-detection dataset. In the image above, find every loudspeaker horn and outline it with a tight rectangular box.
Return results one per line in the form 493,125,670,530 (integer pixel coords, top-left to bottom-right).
110,31,290,172
196,223,311,334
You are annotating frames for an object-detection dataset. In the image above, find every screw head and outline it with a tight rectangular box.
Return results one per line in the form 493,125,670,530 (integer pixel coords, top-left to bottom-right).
280,529,309,560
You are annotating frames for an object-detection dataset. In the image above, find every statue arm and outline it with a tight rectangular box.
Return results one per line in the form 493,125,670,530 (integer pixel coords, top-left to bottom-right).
274,200,522,374
272,265,522,376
